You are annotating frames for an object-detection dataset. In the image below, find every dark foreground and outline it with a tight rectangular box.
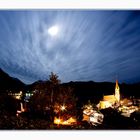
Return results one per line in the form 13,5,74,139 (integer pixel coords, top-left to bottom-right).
0,111,140,130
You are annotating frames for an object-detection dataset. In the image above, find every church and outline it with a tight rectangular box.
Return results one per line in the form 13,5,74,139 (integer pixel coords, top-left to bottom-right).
98,80,120,109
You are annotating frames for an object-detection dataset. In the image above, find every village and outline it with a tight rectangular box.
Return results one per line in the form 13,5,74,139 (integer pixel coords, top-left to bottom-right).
6,77,140,129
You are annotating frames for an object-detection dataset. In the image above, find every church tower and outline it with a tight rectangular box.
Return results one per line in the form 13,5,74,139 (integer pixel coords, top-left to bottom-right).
115,80,120,102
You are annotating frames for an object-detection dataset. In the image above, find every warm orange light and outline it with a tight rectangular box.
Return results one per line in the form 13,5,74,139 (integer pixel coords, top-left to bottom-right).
54,117,76,125
54,117,61,125
67,117,76,124
60,105,66,111
15,95,21,99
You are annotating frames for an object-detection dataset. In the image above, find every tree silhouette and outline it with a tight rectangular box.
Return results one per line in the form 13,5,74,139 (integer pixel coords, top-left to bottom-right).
49,72,61,86
53,86,77,120
26,72,77,124
28,92,50,118
49,72,61,122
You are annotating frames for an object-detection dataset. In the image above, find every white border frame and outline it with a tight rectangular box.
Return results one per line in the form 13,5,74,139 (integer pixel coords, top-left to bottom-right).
0,0,140,140
0,0,139,10
0,131,140,140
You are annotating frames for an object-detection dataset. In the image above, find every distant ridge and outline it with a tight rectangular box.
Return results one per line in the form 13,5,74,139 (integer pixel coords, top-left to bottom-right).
1,68,140,100
0,68,25,92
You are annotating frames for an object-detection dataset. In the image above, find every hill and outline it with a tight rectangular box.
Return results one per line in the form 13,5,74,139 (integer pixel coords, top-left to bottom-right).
0,68,25,92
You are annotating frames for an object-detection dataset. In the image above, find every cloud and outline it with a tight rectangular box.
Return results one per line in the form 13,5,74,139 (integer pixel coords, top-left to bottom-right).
0,10,140,84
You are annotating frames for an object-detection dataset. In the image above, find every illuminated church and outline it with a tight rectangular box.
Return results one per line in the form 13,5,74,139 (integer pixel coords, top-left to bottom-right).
98,80,120,109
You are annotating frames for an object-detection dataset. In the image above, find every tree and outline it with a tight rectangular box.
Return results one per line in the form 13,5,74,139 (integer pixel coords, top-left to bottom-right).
33,81,49,94
29,92,48,111
48,72,61,122
49,72,61,86
53,86,77,120
27,72,77,124
26,72,61,121
25,80,51,119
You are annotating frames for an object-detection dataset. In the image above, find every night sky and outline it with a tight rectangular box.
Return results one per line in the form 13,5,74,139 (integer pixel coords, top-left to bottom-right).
0,10,140,84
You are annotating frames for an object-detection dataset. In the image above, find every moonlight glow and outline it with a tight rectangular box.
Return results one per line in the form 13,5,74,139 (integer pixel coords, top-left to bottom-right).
48,25,59,36
1,11,140,84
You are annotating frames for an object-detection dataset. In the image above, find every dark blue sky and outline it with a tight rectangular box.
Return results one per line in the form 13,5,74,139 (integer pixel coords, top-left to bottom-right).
0,10,140,84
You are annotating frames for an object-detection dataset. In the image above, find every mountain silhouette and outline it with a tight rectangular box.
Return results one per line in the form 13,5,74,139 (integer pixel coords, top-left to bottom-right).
0,68,25,92
1,68,140,101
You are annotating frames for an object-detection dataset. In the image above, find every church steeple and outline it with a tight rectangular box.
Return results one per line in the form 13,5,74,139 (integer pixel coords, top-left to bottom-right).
115,79,119,89
115,79,120,102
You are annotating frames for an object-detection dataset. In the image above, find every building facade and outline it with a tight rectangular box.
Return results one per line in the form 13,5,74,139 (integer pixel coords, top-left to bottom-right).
98,80,120,109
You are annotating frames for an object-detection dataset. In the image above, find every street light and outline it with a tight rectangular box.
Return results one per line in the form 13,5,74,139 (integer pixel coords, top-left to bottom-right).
60,105,66,111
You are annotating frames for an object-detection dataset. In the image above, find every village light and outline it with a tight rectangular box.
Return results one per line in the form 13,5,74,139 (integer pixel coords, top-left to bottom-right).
87,105,93,110
54,117,61,125
54,117,76,125
60,105,66,111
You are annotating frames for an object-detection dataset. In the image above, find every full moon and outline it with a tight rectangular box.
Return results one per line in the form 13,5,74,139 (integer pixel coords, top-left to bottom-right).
48,25,59,36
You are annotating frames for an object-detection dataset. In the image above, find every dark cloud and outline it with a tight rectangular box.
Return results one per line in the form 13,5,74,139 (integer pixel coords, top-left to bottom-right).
0,10,140,84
